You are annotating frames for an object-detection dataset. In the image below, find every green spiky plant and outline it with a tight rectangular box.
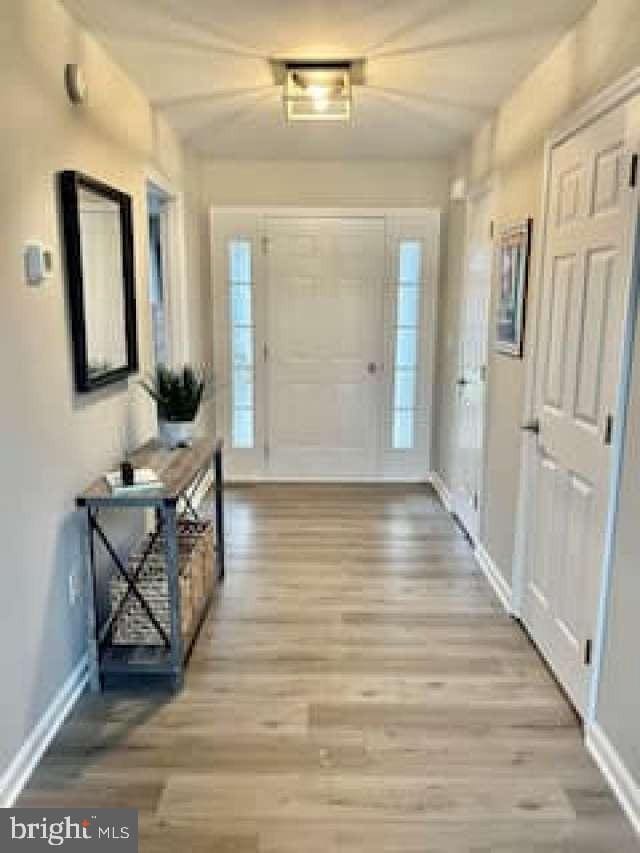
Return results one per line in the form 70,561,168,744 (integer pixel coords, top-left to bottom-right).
141,364,207,422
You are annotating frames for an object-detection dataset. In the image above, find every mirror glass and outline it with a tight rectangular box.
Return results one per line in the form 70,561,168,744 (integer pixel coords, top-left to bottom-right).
78,187,128,381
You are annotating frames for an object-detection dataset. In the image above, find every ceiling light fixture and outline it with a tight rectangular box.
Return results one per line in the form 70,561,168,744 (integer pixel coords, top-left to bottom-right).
283,63,352,123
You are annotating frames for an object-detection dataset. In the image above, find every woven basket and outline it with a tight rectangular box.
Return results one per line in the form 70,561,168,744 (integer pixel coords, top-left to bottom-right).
110,520,213,646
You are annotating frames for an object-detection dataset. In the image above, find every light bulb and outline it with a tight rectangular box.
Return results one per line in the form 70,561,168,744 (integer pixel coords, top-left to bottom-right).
307,84,329,98
307,84,330,112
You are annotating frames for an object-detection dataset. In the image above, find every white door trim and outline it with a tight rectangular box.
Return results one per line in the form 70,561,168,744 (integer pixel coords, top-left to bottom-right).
551,67,640,148
145,167,189,366
209,206,437,219
210,206,440,482
512,67,640,724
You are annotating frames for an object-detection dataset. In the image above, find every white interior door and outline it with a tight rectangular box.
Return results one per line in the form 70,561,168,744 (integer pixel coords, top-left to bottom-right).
453,189,493,540
523,98,640,715
265,217,384,479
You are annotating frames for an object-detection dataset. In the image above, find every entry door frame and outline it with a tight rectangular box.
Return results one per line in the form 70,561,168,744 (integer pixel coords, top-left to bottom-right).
211,206,440,482
145,166,190,365
512,68,640,724
452,179,495,542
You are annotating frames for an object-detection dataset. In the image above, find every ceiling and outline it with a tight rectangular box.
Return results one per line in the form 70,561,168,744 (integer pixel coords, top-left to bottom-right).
62,0,594,160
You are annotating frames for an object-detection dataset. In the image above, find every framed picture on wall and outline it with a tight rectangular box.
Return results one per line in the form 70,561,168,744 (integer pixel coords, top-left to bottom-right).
495,219,532,357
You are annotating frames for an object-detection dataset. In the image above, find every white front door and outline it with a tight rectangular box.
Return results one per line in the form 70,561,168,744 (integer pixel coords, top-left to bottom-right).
453,189,493,540
265,217,384,478
523,98,640,715
212,209,439,481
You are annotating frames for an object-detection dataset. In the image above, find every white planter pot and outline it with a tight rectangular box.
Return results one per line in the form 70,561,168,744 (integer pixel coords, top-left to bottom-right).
159,419,195,449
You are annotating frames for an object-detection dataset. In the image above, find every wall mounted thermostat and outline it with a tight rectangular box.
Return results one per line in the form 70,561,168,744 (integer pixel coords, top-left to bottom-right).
24,243,53,285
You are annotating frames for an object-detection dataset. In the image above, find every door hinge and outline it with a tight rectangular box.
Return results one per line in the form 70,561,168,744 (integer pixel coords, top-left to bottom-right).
472,491,479,512
263,342,269,362
630,153,638,188
489,220,495,240
261,235,269,255
584,638,593,666
604,413,614,446
264,441,270,461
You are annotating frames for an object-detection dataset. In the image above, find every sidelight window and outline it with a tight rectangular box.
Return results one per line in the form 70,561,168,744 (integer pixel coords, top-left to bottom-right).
392,241,421,449
229,240,255,449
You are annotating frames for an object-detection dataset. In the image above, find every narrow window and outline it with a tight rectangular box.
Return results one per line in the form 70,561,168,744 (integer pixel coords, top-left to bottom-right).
147,189,169,367
229,240,254,449
392,241,421,449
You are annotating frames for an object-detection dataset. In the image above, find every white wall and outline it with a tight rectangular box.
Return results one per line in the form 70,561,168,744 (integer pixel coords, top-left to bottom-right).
203,159,450,209
436,0,640,801
0,0,210,795
183,150,215,435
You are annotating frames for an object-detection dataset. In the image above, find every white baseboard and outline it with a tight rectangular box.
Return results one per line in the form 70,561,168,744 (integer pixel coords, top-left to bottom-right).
0,654,88,808
586,722,640,837
426,473,512,616
474,541,513,615
429,471,453,513
225,476,430,484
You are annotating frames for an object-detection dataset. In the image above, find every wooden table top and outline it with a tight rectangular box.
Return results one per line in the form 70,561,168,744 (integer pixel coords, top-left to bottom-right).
77,438,220,507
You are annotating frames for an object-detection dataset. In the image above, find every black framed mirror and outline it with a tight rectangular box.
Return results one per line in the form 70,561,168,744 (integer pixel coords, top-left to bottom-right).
60,170,138,392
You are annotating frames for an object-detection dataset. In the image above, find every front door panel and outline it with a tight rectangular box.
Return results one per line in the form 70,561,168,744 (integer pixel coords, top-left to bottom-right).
266,218,384,479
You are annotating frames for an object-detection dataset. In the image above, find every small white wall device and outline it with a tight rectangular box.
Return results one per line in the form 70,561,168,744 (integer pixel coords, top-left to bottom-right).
450,177,467,202
24,243,53,285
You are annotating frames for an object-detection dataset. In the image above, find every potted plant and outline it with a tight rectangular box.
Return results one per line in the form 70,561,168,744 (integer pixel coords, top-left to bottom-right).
141,364,207,448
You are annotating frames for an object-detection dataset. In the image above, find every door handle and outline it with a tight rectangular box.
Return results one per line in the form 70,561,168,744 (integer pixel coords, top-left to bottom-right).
367,362,378,375
456,377,469,387
521,418,540,435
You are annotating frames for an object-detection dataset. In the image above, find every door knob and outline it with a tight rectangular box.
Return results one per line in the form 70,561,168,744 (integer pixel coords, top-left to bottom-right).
367,362,378,375
456,377,469,387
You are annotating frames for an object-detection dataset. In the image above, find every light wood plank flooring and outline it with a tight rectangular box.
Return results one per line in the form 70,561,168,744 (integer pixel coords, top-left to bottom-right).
20,485,638,851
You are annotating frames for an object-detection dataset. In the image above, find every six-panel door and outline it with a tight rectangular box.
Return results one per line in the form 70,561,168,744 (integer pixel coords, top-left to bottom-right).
524,100,637,715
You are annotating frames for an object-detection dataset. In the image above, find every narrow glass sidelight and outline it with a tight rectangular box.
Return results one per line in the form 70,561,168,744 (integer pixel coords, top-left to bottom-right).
392,240,422,450
229,239,255,449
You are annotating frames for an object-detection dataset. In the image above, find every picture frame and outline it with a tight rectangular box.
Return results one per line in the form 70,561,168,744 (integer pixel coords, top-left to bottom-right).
495,218,532,357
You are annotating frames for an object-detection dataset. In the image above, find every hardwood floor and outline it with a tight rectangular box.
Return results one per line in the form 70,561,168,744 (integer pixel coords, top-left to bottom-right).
20,485,637,851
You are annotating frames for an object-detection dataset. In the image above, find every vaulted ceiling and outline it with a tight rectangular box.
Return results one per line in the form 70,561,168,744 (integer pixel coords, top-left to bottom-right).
62,0,594,160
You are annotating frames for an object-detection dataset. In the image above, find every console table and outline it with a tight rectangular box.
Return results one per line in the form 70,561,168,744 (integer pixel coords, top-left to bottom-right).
77,438,224,691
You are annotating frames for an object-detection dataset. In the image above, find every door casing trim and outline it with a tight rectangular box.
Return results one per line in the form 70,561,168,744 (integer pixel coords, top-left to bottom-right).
145,166,190,365
211,206,441,482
